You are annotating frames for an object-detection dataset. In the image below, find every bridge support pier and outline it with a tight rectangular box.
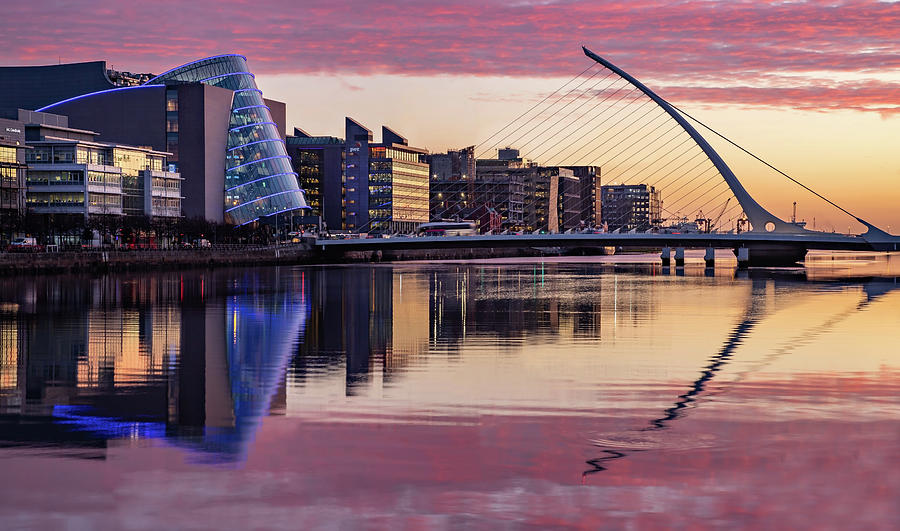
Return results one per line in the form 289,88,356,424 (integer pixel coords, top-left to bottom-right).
674,247,685,267
735,247,749,269
732,244,807,267
660,246,671,266
704,247,715,268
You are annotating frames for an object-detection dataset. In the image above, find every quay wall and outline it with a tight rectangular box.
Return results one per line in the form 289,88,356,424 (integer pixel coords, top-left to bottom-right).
0,244,577,275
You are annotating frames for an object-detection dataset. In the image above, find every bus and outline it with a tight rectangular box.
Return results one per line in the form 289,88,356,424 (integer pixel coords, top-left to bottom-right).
416,221,478,237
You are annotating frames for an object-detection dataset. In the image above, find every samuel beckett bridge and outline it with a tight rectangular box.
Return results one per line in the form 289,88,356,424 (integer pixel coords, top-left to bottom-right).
316,46,899,266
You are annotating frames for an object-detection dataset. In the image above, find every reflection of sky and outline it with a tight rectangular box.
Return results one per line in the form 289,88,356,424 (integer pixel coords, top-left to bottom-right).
1,263,899,528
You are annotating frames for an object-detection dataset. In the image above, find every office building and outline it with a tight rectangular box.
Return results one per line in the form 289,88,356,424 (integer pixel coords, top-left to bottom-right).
600,183,662,232
0,117,27,236
285,128,345,231
0,56,306,225
344,119,429,233
564,166,602,228
22,110,180,222
429,146,476,221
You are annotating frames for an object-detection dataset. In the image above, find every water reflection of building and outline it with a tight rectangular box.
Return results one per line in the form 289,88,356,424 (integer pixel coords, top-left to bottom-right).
428,264,615,349
0,269,307,463
294,267,428,395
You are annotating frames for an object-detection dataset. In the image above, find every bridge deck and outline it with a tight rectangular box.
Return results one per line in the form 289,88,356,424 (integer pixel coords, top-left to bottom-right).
315,232,879,253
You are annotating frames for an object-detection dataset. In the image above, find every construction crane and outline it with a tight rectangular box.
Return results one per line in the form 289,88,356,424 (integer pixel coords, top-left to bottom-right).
709,197,731,233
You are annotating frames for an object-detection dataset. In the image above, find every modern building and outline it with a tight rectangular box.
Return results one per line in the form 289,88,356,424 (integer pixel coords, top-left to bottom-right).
285,119,430,234
473,149,601,233
473,155,529,231
600,183,662,232
285,128,345,231
428,146,476,222
0,56,306,225
344,119,429,234
22,110,180,222
0,117,27,236
564,165,602,228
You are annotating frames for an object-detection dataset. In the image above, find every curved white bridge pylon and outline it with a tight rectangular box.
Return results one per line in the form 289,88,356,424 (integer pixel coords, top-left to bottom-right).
582,46,806,234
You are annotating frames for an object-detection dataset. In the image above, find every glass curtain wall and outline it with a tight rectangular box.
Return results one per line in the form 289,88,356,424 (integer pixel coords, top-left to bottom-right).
145,55,307,225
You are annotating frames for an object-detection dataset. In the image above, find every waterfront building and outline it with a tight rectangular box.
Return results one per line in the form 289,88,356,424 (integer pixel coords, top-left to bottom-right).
473,155,529,231
22,110,180,222
345,119,429,234
0,117,27,237
564,166,602,228
429,146,476,222
285,119,429,234
600,183,662,232
0,56,306,225
474,149,600,233
284,128,345,231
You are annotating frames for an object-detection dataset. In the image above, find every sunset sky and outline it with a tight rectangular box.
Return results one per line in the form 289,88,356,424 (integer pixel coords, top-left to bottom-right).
2,0,898,231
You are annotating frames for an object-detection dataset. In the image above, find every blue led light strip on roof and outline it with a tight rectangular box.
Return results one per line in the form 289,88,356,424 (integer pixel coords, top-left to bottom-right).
238,204,311,226
234,88,263,95
36,85,166,112
232,104,271,113
143,54,249,85
226,155,291,172
226,189,302,213
229,121,275,133
226,171,297,192
198,72,255,83
227,138,285,152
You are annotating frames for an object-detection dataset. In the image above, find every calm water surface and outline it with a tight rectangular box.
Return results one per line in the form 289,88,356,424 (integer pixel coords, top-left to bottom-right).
1,255,898,529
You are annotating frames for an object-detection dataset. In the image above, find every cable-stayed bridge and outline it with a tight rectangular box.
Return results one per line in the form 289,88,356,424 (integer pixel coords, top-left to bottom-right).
317,46,899,266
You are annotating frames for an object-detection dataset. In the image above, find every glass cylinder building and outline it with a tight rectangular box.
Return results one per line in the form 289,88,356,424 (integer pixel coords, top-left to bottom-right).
144,55,307,225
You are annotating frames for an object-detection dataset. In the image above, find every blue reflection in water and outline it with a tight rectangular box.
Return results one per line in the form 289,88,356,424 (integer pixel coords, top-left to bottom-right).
39,279,309,465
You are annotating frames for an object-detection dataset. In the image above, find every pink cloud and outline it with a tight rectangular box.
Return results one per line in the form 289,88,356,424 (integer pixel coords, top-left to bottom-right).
2,1,899,113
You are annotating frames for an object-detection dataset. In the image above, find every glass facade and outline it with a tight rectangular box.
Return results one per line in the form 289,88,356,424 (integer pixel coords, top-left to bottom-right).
367,146,429,233
145,55,307,225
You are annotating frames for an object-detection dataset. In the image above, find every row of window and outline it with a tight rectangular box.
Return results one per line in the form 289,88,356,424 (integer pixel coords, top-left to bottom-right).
0,146,19,164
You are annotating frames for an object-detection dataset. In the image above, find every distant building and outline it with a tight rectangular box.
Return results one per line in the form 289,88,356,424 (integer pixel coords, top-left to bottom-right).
600,183,661,232
428,146,475,221
474,149,595,233
0,56,306,225
473,156,528,231
22,110,180,222
0,117,27,235
285,128,345,231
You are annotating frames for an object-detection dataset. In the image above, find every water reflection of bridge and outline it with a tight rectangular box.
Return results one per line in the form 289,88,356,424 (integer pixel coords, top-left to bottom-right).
0,265,895,470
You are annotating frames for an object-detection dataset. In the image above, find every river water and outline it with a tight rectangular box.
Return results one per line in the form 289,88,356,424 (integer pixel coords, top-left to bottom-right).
0,254,898,529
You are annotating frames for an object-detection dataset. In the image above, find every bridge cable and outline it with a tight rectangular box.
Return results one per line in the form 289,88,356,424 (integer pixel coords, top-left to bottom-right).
487,68,610,158
476,65,604,158
671,103,863,222
473,63,598,154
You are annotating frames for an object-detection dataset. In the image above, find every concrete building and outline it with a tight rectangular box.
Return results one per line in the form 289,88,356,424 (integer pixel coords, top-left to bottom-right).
600,183,662,232
0,117,28,237
22,110,180,222
0,56,305,225
285,128,345,232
